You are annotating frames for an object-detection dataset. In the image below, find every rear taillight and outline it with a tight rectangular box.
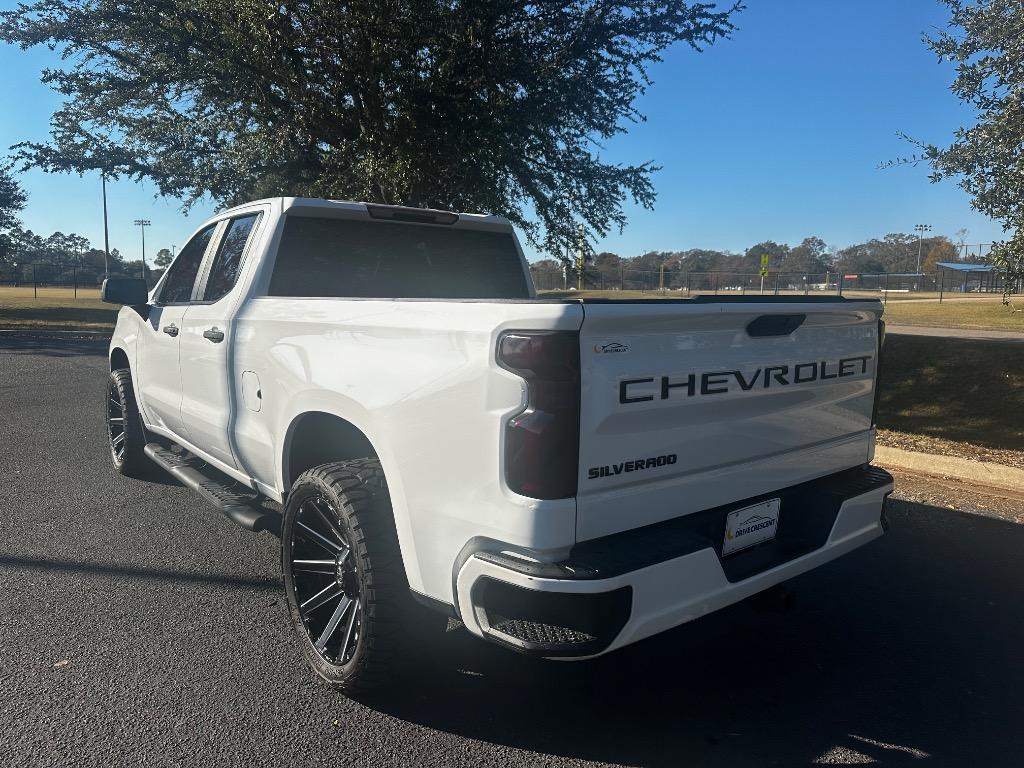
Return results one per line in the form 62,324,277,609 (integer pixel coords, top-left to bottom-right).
498,331,580,499
871,319,885,427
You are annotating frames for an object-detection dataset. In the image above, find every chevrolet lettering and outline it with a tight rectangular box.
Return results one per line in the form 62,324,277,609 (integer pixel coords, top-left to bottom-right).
620,356,873,404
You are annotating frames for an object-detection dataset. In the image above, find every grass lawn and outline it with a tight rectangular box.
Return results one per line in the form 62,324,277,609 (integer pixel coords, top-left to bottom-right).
0,286,117,330
538,289,1022,332
849,291,1005,302
881,299,1023,332
876,334,1024,451
539,288,1009,302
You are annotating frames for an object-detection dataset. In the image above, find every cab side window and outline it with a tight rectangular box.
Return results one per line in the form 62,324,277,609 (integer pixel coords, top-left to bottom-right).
160,224,217,304
201,214,260,302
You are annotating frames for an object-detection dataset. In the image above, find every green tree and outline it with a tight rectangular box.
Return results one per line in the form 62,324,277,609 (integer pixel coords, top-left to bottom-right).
1,0,740,263
628,250,670,275
833,244,885,276
833,234,918,274
676,248,728,274
592,251,623,289
154,248,173,268
0,167,27,265
528,258,564,291
780,236,829,274
921,237,958,274
744,241,789,273
909,0,1024,296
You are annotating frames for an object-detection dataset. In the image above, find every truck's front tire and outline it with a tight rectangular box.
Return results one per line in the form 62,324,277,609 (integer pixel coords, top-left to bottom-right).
106,368,148,477
281,459,440,693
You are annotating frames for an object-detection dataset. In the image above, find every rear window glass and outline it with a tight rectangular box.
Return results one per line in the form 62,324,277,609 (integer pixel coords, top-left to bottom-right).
268,216,529,299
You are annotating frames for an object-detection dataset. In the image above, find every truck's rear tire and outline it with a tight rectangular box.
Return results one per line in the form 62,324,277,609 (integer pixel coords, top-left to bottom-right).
106,368,148,477
281,458,443,693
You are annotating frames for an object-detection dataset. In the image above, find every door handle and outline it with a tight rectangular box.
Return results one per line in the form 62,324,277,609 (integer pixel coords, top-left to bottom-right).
203,327,225,343
162,324,179,337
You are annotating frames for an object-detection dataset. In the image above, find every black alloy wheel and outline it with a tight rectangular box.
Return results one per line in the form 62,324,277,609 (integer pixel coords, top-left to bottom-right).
281,459,448,692
288,494,363,666
106,368,147,476
107,377,128,465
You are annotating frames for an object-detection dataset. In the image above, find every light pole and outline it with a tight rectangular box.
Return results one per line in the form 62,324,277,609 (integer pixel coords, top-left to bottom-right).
102,172,111,279
75,243,82,298
913,223,931,290
134,219,151,282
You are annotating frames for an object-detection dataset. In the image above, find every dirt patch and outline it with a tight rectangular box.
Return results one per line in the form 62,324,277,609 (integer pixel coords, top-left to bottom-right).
889,468,1024,525
877,429,1024,470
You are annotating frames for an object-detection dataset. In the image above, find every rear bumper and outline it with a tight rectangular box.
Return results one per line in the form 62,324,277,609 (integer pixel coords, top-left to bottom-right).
456,465,894,658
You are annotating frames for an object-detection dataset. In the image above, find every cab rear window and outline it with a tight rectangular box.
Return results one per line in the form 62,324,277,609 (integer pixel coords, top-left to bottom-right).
268,216,530,299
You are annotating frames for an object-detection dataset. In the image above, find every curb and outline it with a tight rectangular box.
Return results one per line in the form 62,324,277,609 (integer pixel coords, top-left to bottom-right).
0,328,112,340
875,445,1024,493
886,324,1024,342
0,329,112,344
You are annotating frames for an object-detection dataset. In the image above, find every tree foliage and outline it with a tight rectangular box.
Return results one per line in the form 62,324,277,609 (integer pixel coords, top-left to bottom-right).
781,236,830,273
0,166,27,262
910,0,1024,294
528,232,969,291
1,0,739,262
0,218,144,284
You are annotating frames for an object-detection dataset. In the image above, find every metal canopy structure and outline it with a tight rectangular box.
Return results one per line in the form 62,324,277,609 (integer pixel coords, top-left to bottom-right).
935,262,1001,301
935,261,996,273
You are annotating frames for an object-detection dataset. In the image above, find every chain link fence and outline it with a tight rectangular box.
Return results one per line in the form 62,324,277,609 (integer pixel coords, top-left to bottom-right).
0,263,1012,300
0,263,161,296
531,268,1011,299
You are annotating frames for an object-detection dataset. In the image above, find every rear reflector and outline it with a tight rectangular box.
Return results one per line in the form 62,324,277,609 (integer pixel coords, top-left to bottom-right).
498,332,580,499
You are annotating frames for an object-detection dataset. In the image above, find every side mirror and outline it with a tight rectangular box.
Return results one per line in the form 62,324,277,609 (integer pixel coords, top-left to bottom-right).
101,277,149,306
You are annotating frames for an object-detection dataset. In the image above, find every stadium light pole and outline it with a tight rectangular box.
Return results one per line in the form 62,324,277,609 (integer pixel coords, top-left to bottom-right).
101,172,111,278
914,223,932,290
134,219,151,281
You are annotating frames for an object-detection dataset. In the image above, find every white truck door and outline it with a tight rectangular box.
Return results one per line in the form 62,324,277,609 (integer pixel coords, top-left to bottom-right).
178,212,263,469
136,223,218,436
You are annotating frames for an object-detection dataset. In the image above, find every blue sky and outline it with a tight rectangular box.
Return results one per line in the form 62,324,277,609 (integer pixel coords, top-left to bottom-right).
0,0,1003,263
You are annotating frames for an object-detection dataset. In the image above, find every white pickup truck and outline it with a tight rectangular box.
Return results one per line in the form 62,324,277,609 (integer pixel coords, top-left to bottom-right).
103,197,893,692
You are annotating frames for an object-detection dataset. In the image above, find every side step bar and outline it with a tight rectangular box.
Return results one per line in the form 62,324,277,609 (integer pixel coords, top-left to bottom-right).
143,443,269,531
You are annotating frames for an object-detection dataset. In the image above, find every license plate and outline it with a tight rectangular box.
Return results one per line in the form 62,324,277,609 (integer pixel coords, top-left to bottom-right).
722,498,781,556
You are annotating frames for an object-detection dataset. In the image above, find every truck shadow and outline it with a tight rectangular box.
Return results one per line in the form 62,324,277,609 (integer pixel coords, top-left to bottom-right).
365,499,1024,766
0,553,282,592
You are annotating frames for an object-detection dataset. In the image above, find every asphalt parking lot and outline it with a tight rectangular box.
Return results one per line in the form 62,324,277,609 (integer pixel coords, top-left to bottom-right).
2,337,1024,767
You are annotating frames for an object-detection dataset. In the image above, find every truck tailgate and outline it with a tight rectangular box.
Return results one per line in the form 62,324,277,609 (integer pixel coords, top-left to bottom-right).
576,299,882,541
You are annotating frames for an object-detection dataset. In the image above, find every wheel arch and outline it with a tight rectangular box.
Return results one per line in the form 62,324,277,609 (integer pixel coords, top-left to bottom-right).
281,410,379,491
109,346,130,372
278,407,426,594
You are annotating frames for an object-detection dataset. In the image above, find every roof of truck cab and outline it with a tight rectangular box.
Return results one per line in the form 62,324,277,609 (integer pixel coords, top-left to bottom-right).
215,197,511,228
